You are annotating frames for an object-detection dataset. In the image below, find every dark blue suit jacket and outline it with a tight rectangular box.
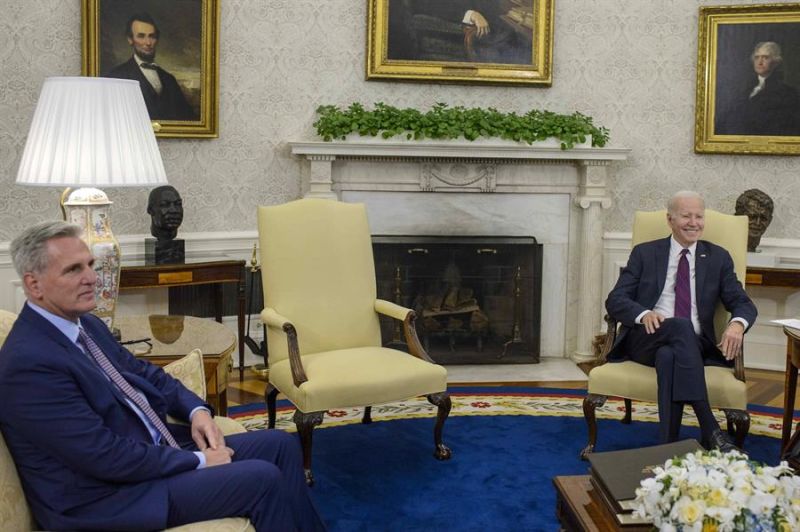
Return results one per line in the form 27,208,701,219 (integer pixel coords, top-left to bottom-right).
0,304,207,531
605,237,757,366
105,57,196,121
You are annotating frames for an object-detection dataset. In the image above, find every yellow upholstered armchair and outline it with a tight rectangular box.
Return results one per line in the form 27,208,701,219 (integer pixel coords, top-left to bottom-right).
581,209,750,459
0,309,253,532
257,199,452,484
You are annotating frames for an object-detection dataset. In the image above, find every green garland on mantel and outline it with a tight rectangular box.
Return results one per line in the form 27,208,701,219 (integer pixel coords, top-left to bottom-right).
313,102,610,150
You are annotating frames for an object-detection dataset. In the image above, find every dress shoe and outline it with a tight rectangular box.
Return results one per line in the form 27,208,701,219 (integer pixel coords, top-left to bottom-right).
705,429,745,455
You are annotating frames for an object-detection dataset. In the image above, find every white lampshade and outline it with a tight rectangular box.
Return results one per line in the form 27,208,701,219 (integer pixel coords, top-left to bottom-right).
15,76,167,187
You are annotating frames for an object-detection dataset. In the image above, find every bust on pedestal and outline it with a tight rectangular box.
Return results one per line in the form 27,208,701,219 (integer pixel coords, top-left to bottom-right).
145,185,185,264
734,189,775,267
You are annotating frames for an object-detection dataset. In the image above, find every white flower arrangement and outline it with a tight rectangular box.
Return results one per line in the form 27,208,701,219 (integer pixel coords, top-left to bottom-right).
633,449,800,531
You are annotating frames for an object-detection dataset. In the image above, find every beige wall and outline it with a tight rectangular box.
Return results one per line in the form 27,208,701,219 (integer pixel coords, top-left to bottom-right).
1,0,799,241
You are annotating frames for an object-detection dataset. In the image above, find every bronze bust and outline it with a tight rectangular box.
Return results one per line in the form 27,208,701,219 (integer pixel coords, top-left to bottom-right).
145,185,185,264
734,189,774,252
147,185,184,240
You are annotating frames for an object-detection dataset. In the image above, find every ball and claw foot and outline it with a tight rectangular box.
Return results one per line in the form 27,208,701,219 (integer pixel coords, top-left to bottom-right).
434,443,452,460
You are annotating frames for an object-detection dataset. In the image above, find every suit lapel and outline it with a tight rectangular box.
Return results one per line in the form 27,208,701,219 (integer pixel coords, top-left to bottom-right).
694,241,709,310
655,237,670,295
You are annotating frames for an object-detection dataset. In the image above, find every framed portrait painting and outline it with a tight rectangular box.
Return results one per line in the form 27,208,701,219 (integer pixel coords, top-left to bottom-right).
695,3,800,154
82,0,220,138
366,0,554,86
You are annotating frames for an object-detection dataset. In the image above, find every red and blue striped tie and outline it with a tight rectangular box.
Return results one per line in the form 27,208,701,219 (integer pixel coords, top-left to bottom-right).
78,328,180,448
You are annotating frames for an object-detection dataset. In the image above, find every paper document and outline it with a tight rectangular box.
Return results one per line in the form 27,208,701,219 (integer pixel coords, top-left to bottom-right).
771,319,800,330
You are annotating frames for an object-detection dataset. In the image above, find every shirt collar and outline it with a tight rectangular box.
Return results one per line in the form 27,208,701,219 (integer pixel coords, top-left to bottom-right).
669,235,697,257
26,301,81,345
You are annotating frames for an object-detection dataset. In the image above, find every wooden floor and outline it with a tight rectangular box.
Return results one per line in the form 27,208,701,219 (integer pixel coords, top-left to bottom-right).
226,366,791,410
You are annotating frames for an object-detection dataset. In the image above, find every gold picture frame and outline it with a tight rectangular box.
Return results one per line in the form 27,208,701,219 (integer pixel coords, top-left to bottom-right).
82,0,220,138
366,0,554,86
695,3,800,154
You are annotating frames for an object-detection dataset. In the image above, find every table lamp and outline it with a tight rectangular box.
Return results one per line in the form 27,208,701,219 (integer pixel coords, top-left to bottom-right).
15,76,168,329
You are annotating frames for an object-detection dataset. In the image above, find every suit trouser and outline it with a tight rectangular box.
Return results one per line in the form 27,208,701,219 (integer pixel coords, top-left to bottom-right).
166,428,326,532
621,318,714,442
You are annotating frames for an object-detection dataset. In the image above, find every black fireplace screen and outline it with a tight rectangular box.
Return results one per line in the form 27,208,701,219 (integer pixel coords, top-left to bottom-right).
373,236,542,364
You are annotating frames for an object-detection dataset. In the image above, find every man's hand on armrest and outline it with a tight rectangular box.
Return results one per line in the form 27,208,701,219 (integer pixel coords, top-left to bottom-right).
718,321,745,361
190,408,225,451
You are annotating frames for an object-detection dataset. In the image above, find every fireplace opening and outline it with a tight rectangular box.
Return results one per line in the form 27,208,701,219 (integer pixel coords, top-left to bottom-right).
373,236,542,364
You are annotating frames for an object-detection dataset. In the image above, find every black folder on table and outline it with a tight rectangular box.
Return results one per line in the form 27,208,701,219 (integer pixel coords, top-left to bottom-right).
587,439,703,513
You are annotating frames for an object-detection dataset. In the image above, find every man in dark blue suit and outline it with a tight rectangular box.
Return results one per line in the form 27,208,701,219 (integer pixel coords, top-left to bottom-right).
605,191,757,451
0,221,326,531
104,12,196,121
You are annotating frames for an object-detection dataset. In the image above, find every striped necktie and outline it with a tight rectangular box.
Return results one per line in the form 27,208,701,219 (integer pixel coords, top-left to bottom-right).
674,248,691,319
78,328,180,448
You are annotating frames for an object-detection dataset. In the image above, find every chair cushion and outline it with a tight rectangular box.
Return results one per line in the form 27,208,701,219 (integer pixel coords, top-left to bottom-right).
269,347,448,413
588,361,747,410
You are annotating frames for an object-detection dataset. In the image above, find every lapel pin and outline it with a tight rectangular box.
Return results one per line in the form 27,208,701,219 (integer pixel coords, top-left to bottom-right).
700,254,707,258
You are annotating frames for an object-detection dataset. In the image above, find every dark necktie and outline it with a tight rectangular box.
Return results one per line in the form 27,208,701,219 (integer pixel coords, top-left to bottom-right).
140,62,158,70
674,248,691,319
78,328,180,448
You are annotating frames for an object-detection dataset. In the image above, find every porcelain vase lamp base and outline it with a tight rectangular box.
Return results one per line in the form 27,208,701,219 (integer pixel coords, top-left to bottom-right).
62,187,121,330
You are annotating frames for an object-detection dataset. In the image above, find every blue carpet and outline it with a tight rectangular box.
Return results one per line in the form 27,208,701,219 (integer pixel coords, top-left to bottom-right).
229,387,784,531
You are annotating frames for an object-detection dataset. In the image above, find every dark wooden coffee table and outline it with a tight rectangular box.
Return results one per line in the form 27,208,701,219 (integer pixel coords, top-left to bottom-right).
553,475,651,532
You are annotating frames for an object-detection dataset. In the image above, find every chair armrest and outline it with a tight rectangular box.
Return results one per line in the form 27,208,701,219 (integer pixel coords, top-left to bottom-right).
260,307,292,330
375,299,412,321
259,307,308,387
375,299,436,364
597,315,618,365
734,347,746,382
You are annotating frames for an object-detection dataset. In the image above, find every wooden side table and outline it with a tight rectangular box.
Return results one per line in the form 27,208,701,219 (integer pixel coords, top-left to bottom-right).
781,326,800,463
746,266,800,288
553,476,650,532
116,315,236,415
120,258,247,380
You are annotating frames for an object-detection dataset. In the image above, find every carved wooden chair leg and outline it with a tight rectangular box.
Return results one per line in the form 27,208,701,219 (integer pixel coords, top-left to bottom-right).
723,409,750,448
427,392,452,460
265,383,279,429
293,410,324,486
581,393,607,460
362,406,373,424
622,398,633,424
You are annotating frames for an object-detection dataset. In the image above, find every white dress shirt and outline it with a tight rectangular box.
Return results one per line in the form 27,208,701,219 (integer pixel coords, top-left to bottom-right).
134,54,163,94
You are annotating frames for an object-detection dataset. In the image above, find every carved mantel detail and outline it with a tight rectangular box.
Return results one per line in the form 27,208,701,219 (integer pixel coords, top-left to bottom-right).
421,162,496,192
289,140,630,362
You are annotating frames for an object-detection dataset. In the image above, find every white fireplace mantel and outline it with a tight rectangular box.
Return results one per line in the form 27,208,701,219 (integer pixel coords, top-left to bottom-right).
289,139,630,362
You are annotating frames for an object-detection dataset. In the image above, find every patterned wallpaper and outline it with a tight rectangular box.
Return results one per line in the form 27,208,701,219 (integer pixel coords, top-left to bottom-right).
1,0,798,241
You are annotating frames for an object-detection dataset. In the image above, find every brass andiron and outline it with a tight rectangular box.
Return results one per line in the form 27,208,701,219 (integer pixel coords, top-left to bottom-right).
500,266,537,362
383,265,409,352
392,266,403,344
247,243,270,380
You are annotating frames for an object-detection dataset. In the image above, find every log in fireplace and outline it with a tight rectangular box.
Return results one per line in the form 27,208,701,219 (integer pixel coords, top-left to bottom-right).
373,236,542,364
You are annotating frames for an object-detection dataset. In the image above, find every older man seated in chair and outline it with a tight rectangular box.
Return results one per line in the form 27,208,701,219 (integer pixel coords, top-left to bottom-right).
0,220,326,531
605,191,757,452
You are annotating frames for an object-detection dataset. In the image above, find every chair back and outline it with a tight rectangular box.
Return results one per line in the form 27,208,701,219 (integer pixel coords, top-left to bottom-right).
0,309,17,348
257,199,382,363
0,310,36,531
631,209,748,336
